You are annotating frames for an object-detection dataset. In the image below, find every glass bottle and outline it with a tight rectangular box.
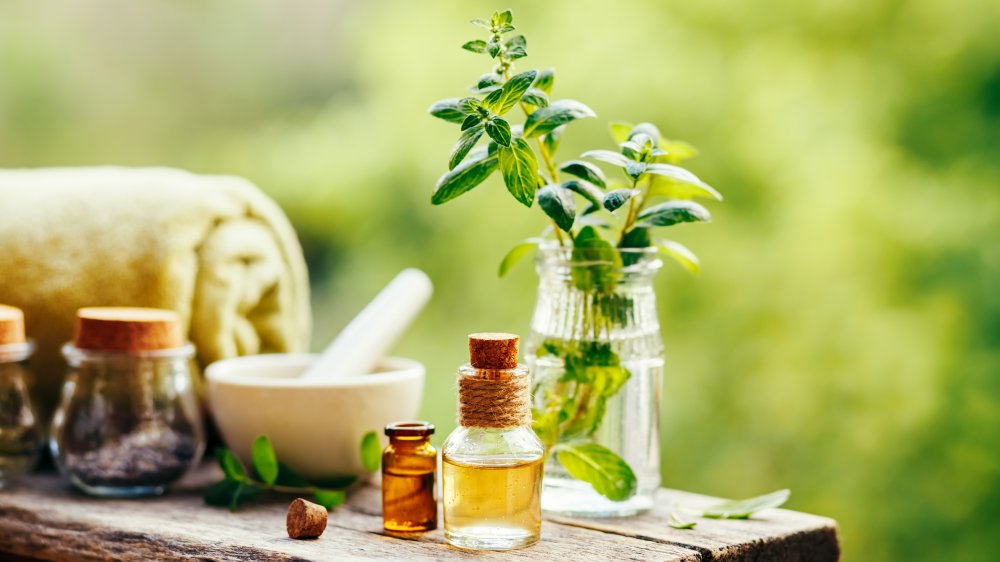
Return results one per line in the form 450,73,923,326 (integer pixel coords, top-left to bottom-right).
527,244,664,517
0,305,41,488
50,307,205,497
382,421,437,532
442,333,543,551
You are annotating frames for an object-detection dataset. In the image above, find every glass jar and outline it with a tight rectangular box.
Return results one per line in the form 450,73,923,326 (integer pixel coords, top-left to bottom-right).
51,308,205,497
0,339,41,489
527,244,664,517
442,334,544,551
382,421,437,532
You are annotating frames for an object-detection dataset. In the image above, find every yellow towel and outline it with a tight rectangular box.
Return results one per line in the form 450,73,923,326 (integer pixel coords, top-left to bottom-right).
0,167,311,415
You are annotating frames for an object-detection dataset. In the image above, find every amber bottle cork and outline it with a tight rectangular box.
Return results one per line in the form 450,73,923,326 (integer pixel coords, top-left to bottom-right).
74,307,184,352
0,305,26,346
468,332,519,370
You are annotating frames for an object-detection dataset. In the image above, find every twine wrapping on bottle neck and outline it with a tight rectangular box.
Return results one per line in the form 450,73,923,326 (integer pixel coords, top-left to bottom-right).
458,371,531,428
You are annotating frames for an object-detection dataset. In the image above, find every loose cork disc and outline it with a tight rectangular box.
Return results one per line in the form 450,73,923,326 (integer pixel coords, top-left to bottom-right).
468,332,519,370
287,498,328,539
0,305,26,345
74,307,183,352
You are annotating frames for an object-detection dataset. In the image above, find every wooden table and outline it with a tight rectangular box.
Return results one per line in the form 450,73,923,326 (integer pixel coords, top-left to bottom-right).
0,465,839,561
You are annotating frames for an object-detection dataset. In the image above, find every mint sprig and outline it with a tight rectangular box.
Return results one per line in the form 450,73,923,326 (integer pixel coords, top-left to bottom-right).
205,432,381,512
668,489,792,531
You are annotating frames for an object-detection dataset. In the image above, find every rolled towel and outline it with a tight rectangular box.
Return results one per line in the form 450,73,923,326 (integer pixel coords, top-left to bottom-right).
0,167,311,415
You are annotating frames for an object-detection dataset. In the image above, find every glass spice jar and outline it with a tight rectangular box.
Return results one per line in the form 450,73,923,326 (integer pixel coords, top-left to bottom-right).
50,307,205,497
0,305,42,489
382,421,437,532
441,333,544,551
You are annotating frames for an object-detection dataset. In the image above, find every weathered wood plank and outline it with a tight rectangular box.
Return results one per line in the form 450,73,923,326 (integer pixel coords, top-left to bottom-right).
0,466,700,561
0,464,838,561
548,489,840,562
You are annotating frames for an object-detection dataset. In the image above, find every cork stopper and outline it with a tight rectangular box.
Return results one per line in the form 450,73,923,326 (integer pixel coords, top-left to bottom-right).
468,332,519,370
286,498,328,539
0,305,26,346
74,307,184,352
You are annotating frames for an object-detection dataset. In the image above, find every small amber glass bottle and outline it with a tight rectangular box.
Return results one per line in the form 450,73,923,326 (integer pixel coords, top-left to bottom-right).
442,333,544,551
382,421,437,532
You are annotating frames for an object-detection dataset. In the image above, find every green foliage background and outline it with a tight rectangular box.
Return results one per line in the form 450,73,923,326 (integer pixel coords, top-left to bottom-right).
1,1,998,559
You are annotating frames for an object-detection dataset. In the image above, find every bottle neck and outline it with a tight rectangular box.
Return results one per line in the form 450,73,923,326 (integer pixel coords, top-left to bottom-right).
457,364,531,429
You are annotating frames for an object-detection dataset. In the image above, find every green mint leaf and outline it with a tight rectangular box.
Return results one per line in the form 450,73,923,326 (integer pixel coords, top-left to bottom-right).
427,98,467,124
360,431,381,473
457,97,481,114
533,68,555,94
582,149,632,168
625,161,647,179
620,140,644,161
520,88,548,108
484,70,536,116
496,9,513,25
628,122,662,146
487,40,502,58
559,160,607,187
637,201,712,227
274,462,311,488
505,34,527,58
462,39,487,53
216,447,247,482
561,179,603,206
449,125,485,169
657,239,700,275
498,137,538,207
538,184,576,232
498,240,539,277
645,163,722,201
229,482,260,512
470,18,491,29
475,73,503,90
460,114,482,131
602,188,637,212
432,150,499,205
554,442,637,502
251,435,279,486
484,118,512,147
204,479,241,506
702,489,791,519
542,125,564,155
523,99,596,137
312,489,346,510
669,512,698,530
618,226,652,265
571,226,623,292
658,140,699,164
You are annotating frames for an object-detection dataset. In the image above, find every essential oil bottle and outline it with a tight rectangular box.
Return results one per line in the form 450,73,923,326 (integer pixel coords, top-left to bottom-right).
442,333,543,550
382,421,437,532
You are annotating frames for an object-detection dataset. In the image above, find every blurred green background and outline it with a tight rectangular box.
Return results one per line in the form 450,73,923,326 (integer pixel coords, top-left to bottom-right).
1,0,998,559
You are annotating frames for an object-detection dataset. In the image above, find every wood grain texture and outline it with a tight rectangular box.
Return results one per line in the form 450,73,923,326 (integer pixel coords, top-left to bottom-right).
0,465,838,561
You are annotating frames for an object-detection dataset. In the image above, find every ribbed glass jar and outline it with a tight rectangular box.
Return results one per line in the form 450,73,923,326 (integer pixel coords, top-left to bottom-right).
51,344,205,497
526,244,664,517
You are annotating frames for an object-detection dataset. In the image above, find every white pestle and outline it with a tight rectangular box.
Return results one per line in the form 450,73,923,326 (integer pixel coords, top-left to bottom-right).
300,268,433,380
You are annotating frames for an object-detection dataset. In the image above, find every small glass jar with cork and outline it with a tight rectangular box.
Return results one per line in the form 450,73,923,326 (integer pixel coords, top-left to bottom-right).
0,304,42,488
441,333,544,551
50,307,205,497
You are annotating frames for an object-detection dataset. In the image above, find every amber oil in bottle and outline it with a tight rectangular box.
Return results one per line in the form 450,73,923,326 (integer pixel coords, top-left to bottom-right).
442,333,544,550
382,421,437,532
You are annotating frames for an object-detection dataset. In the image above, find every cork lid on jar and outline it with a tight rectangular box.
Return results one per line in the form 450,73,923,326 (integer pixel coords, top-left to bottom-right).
0,305,26,346
468,332,520,370
74,307,184,352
